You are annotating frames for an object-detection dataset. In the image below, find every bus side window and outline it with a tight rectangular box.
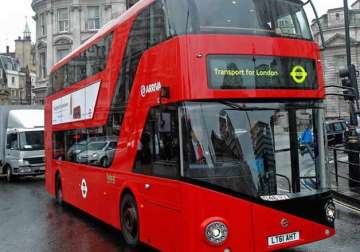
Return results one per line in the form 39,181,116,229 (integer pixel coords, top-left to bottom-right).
149,1,167,46
119,1,168,101
134,106,180,178
120,8,150,101
49,33,113,95
53,132,65,160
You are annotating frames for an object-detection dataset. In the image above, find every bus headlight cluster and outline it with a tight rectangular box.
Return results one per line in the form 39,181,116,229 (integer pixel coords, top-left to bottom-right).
325,201,336,223
205,221,228,245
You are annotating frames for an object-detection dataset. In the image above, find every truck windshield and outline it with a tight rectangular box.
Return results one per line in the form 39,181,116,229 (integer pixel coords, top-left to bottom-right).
180,101,327,200
166,0,312,40
19,131,44,151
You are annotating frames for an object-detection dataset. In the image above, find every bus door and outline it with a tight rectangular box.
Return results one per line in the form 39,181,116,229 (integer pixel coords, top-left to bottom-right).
134,106,182,251
273,108,320,194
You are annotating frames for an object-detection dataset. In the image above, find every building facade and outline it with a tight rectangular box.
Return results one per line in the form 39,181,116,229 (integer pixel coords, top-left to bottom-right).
31,0,139,104
0,21,36,105
312,0,360,119
0,55,26,104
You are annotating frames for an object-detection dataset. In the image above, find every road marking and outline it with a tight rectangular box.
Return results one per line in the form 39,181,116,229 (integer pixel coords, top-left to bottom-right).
334,199,360,214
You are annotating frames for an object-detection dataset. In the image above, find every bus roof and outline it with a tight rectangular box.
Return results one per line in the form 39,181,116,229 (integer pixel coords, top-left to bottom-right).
50,0,308,73
50,0,155,73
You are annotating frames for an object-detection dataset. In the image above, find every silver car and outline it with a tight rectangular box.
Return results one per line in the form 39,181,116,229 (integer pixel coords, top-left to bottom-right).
77,140,117,167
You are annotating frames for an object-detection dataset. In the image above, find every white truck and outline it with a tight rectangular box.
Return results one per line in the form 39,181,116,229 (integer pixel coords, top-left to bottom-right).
0,106,45,182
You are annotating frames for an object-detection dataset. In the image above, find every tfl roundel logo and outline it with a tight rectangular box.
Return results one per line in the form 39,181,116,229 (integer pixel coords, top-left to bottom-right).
81,178,88,199
290,65,308,84
280,218,289,228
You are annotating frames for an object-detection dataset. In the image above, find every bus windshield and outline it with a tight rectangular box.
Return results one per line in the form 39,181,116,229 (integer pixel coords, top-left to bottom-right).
181,101,327,200
166,0,312,40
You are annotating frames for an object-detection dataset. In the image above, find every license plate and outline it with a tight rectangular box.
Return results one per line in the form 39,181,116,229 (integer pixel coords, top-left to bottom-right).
268,232,300,246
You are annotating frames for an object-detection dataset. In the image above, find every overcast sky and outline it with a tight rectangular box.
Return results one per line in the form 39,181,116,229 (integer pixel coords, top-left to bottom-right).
0,0,358,53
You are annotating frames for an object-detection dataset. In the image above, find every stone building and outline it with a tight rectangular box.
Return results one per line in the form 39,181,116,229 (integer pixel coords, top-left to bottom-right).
0,22,37,105
0,55,26,104
312,0,360,119
31,0,139,104
15,21,37,74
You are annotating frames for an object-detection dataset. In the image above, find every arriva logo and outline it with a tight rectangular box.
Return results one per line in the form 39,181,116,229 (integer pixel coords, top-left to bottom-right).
140,81,162,97
290,65,308,84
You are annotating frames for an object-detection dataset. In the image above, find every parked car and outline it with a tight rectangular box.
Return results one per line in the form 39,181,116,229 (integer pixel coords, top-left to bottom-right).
77,139,117,167
325,120,347,146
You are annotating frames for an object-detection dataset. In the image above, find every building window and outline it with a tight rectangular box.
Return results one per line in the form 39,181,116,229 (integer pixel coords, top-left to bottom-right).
126,0,138,9
57,8,69,32
11,77,15,84
87,6,100,30
334,55,346,71
40,52,47,78
56,48,70,61
336,13,340,21
40,13,46,36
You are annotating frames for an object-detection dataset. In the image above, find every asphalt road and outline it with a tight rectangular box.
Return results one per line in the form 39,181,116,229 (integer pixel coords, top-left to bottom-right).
0,176,359,252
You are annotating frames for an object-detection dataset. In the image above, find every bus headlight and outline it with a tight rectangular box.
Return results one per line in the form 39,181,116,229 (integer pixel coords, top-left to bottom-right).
325,201,336,223
205,221,228,245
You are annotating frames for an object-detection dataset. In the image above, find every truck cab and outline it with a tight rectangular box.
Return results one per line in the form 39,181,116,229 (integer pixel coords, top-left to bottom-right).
5,128,44,181
0,108,45,182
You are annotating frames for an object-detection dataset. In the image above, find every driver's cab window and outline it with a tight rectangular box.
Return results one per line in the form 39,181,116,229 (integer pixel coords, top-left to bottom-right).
134,106,179,178
7,133,18,150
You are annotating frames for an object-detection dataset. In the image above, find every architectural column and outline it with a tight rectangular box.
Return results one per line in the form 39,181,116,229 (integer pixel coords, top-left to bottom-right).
104,0,112,23
46,9,54,74
71,5,81,49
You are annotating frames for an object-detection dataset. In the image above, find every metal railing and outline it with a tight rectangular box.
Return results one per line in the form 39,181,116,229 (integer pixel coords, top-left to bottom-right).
329,146,360,190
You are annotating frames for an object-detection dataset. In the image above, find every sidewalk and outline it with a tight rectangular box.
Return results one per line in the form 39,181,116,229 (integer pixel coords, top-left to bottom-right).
329,150,360,208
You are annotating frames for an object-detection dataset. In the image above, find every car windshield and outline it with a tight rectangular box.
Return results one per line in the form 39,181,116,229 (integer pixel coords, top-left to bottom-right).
87,142,107,151
19,131,44,151
180,101,327,200
166,0,312,40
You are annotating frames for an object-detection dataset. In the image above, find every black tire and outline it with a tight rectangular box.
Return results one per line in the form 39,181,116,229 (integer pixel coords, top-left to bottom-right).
121,193,139,247
100,157,108,168
6,166,12,183
55,175,64,205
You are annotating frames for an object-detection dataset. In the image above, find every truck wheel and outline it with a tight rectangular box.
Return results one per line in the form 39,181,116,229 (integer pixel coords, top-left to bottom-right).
6,166,12,183
55,175,64,205
121,193,139,247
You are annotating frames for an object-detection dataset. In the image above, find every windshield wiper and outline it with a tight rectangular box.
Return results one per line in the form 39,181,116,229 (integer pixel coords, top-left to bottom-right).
219,101,324,111
219,101,277,111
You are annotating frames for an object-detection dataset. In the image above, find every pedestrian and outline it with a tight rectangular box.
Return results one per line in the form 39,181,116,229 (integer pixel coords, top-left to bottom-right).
300,125,315,160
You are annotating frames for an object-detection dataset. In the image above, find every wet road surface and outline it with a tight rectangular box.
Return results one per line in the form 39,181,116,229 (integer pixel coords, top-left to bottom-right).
0,176,359,252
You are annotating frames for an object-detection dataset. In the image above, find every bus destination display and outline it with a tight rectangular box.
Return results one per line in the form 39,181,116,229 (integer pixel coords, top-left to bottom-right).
207,55,318,90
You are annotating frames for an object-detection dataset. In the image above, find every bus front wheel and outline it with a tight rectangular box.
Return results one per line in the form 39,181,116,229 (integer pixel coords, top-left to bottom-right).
120,193,139,247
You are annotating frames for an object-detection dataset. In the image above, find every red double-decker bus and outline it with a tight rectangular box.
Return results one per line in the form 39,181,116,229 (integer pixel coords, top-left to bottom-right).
45,0,336,251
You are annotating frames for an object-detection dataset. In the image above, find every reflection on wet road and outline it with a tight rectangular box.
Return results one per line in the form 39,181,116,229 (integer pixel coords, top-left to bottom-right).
0,177,155,252
0,176,359,251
